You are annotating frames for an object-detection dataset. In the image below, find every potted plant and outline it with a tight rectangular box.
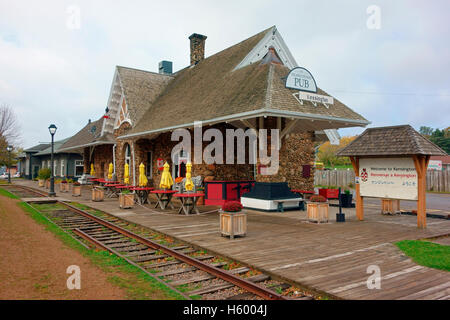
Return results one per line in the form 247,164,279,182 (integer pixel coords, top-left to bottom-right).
339,189,353,208
119,189,134,209
220,201,246,239
37,168,51,187
72,181,82,197
307,195,329,223
59,179,68,192
92,186,104,202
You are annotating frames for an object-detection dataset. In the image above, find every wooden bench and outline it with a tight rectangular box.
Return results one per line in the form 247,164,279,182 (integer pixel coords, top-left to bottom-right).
273,198,305,212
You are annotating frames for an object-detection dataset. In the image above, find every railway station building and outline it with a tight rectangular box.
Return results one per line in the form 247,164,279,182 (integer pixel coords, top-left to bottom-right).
60,26,369,203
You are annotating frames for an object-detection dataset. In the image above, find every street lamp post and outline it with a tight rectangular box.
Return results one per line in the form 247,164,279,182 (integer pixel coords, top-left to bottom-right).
6,145,13,184
48,124,57,197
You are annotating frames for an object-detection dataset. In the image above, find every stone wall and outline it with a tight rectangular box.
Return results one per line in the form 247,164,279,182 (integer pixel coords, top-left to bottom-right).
83,145,114,179
189,33,207,66
114,122,133,183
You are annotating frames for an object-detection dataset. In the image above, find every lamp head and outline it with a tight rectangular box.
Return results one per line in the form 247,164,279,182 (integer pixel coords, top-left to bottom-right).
48,124,57,136
6,145,13,152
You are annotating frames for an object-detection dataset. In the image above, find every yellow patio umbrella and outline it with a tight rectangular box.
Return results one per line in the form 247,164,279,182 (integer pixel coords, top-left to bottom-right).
159,162,173,190
90,163,95,176
124,163,130,185
184,162,194,192
107,163,113,180
138,163,148,187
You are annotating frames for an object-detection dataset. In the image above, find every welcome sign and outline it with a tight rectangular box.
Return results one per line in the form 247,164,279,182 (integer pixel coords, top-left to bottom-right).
359,158,418,200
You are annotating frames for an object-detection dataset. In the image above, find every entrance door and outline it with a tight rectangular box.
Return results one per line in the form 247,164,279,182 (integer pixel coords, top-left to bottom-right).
32,165,39,179
172,150,189,179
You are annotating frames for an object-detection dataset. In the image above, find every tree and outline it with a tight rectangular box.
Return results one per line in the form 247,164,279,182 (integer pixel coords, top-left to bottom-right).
318,136,356,168
418,126,450,154
0,104,21,166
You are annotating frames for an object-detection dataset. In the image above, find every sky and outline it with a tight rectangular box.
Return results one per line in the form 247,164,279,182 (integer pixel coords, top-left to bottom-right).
0,0,449,148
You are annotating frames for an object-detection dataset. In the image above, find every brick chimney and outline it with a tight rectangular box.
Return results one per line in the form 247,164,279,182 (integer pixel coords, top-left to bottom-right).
189,33,207,66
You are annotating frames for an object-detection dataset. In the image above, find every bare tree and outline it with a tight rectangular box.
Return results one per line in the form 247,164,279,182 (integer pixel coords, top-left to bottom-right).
0,104,21,145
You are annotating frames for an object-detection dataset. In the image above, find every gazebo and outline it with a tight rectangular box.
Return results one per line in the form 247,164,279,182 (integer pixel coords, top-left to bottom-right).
337,125,447,228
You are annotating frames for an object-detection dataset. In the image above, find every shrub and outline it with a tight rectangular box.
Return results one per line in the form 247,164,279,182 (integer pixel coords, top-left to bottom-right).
121,189,131,195
310,195,327,202
60,180,67,184
222,201,243,212
344,189,351,195
73,182,81,186
38,168,51,180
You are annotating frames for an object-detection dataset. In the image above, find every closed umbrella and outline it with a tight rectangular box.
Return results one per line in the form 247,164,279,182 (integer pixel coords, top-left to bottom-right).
124,163,130,185
139,163,148,187
184,162,194,192
90,163,95,176
159,162,173,190
108,163,113,180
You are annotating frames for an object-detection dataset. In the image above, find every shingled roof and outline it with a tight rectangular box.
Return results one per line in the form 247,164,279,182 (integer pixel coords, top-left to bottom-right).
59,117,114,152
24,143,50,153
116,66,173,125
337,125,448,157
35,138,72,155
121,26,368,139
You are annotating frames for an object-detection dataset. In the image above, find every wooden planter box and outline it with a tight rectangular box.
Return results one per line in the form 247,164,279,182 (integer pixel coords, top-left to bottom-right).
38,179,45,187
319,188,339,199
381,199,400,215
45,180,50,189
119,193,134,209
220,211,247,239
72,185,82,197
59,183,69,193
92,188,104,202
307,202,329,223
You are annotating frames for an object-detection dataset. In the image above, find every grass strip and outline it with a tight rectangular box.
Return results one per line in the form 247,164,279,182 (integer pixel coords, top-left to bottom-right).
396,240,450,272
0,187,20,199
18,201,186,300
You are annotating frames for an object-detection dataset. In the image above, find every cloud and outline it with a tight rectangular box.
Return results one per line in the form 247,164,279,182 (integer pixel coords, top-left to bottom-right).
0,0,449,148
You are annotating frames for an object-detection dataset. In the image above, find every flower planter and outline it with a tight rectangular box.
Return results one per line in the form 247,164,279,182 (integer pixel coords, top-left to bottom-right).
72,185,82,197
307,202,329,223
92,188,104,202
38,179,45,187
319,188,339,199
339,193,353,208
220,211,247,239
119,193,134,209
59,183,68,193
381,199,400,215
45,180,50,189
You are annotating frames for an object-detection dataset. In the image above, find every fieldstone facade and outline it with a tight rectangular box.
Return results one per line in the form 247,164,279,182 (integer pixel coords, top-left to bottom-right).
83,144,114,179
189,33,207,65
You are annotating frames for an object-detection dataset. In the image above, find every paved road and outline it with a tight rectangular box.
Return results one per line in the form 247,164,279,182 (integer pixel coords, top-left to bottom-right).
365,193,450,213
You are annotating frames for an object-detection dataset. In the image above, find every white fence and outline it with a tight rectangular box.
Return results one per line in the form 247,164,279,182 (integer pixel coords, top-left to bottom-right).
314,169,449,192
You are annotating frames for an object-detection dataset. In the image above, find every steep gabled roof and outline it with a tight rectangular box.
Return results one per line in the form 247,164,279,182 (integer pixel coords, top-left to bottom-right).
121,26,368,139
117,66,173,125
59,117,114,152
337,125,448,157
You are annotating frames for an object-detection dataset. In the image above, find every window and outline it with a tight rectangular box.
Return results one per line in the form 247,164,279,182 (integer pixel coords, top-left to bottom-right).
42,160,45,168
54,160,58,176
146,151,152,178
47,160,50,168
60,160,65,177
124,144,131,165
75,160,84,177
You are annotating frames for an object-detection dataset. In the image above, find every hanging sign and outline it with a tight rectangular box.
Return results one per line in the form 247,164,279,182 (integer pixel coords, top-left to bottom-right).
156,158,165,171
359,158,418,200
285,67,317,93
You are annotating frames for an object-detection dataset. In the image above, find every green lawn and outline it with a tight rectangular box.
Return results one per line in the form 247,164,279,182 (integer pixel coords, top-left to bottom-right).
396,240,450,272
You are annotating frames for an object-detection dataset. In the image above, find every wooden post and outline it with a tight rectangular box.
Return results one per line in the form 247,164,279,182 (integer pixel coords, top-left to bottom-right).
413,155,430,228
350,156,364,221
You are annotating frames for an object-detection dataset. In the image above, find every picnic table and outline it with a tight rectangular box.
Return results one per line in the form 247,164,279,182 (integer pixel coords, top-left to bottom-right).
104,183,124,197
173,192,204,215
151,190,178,210
131,187,154,205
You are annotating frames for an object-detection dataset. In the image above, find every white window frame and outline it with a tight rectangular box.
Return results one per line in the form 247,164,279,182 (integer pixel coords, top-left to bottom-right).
74,160,84,177
60,159,65,177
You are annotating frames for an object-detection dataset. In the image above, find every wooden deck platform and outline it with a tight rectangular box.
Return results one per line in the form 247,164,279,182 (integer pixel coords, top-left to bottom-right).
14,181,450,300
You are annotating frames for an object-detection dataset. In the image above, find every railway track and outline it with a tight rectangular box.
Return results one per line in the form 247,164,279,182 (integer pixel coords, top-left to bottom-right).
3,184,317,300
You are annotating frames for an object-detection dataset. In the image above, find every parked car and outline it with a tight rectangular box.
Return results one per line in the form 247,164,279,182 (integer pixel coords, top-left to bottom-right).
13,172,21,178
0,173,8,179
